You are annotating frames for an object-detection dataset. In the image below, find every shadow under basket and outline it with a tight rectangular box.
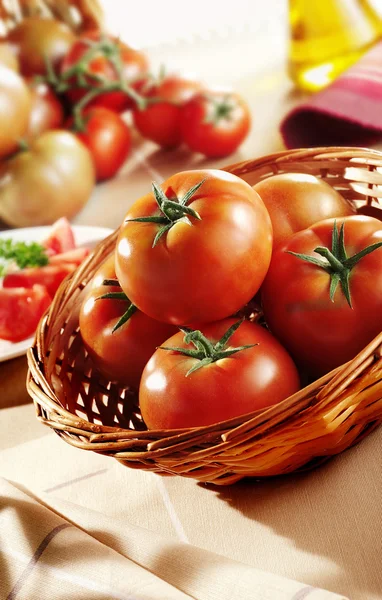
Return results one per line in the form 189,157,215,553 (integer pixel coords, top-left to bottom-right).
27,147,382,485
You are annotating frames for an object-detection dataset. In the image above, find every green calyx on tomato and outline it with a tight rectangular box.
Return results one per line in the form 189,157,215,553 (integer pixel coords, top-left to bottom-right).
204,94,235,125
288,220,382,307
159,319,257,376
127,179,205,247
97,278,137,332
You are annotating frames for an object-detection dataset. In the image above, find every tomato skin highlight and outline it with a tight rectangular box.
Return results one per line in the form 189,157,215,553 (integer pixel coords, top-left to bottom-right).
139,318,300,430
79,256,177,389
261,215,382,377
68,107,131,181
0,284,51,342
180,91,251,158
115,169,273,326
253,173,355,247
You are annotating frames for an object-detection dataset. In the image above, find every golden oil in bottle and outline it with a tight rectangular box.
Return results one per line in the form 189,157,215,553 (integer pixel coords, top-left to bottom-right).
288,0,382,92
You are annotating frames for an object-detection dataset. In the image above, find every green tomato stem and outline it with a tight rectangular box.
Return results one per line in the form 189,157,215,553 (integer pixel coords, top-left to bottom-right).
203,94,235,126
313,247,346,272
288,220,382,307
43,34,148,113
126,179,205,248
96,285,137,333
160,319,257,377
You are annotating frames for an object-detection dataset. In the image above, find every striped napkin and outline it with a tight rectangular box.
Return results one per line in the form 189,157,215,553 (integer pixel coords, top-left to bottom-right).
1,477,348,600
281,41,382,149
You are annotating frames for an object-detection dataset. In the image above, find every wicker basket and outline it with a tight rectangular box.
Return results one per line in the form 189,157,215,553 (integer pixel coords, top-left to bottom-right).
0,0,103,36
27,147,382,485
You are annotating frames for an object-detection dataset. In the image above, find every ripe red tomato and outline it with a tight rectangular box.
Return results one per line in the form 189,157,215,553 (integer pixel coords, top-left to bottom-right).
139,318,300,430
68,107,131,181
79,255,176,389
115,169,272,325
3,263,77,298
61,31,149,112
261,216,382,377
7,17,75,76
133,76,202,148
253,173,356,247
25,80,64,141
180,90,251,158
0,284,51,342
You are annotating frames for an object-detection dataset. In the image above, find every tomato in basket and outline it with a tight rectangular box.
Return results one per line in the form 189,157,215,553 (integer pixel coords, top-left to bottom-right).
115,169,272,326
79,255,177,389
139,318,300,430
261,215,382,377
0,285,51,343
253,173,356,247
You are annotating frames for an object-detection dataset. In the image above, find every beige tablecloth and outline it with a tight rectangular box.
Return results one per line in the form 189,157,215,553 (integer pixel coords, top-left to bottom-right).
1,400,382,599
1,475,348,600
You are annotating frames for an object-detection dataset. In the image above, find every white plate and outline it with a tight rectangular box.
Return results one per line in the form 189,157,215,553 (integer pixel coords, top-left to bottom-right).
0,225,114,363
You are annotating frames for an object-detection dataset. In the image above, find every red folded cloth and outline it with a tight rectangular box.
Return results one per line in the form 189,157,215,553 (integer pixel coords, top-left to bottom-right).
281,41,382,149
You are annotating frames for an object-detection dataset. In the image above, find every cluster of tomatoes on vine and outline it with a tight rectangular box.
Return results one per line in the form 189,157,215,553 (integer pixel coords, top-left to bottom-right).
79,168,382,431
57,30,251,178
2,17,251,187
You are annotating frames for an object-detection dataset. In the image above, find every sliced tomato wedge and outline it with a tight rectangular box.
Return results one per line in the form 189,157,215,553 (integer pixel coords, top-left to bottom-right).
3,263,77,297
48,247,89,266
0,285,51,342
42,217,76,255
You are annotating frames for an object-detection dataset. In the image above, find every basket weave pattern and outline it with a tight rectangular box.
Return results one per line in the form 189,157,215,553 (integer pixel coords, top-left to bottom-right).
27,147,382,485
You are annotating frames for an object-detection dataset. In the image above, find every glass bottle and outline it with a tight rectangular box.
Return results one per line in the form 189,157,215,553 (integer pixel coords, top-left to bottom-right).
288,0,382,92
